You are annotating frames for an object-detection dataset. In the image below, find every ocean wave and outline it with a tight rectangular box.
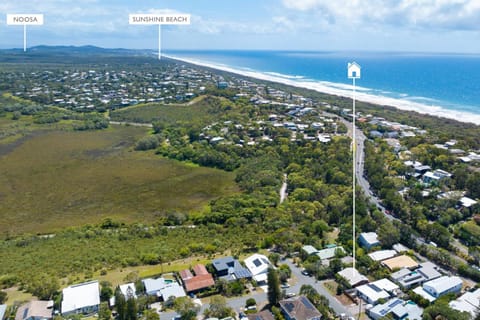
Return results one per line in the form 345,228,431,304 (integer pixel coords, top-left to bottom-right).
264,72,305,80
165,55,480,125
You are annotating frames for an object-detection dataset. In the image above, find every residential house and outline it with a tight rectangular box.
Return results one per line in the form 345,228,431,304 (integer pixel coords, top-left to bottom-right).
301,245,318,257
367,298,423,320
423,169,452,185
247,310,275,320
413,276,462,302
316,246,345,261
391,261,442,290
15,301,53,320
180,264,215,294
61,280,100,315
142,278,186,300
392,243,409,254
368,250,397,262
279,296,322,320
460,196,477,209
369,130,383,139
119,283,137,299
244,254,273,284
423,276,463,298
381,255,418,271
359,232,380,250
449,288,480,319
356,279,399,305
337,268,369,288
212,256,252,282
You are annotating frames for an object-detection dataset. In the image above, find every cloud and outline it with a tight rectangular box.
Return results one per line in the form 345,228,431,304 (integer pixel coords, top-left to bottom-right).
282,0,480,31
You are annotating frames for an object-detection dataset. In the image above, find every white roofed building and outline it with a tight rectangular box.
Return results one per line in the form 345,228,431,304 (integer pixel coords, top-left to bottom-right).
367,298,423,320
356,279,399,305
302,245,318,256
316,246,345,261
368,250,397,262
142,278,186,300
119,283,137,299
413,276,463,302
61,280,100,315
337,268,369,288
449,288,480,318
244,253,273,284
460,196,477,208
423,276,463,299
359,232,380,250
15,301,53,320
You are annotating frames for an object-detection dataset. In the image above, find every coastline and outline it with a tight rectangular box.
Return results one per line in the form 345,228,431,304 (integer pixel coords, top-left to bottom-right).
165,54,480,126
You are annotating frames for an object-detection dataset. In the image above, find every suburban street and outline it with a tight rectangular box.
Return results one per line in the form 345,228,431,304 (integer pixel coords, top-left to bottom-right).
159,258,353,320
337,114,470,267
159,112,470,320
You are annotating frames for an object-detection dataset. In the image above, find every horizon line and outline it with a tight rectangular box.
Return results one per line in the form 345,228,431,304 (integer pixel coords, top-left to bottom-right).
0,45,479,56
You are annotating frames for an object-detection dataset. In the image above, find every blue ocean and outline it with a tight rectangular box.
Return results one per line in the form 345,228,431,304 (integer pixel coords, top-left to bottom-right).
166,50,480,123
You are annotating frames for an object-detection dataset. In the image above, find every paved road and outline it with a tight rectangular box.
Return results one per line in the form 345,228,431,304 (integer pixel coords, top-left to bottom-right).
279,174,288,204
336,113,470,267
283,259,353,317
159,258,352,320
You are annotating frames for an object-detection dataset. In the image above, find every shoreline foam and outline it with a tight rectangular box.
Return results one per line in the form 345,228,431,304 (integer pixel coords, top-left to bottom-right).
165,54,480,126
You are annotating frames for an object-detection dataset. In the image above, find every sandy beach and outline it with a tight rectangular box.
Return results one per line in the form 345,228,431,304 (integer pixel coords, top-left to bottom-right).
166,55,480,126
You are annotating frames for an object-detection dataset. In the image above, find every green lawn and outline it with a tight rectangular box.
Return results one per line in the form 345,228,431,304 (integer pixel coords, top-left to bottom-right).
109,95,238,126
0,125,238,235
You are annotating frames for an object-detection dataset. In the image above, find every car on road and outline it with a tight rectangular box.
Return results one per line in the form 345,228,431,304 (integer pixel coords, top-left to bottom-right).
281,283,290,289
286,292,296,298
301,270,311,276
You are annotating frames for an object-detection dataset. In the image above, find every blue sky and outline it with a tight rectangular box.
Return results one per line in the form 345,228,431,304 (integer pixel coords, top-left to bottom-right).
1,0,480,53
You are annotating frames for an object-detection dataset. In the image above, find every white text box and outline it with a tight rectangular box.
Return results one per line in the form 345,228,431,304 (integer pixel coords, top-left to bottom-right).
7,14,44,25
129,14,190,25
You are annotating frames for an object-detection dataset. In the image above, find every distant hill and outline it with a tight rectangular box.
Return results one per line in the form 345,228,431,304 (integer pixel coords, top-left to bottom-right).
0,45,157,63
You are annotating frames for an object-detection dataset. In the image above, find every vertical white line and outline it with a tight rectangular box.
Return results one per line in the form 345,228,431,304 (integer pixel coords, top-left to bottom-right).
24,24,27,52
352,77,356,273
158,24,162,60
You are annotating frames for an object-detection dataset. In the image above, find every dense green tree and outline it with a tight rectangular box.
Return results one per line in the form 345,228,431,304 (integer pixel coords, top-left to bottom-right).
142,309,160,320
424,223,451,248
329,258,343,274
467,172,480,199
12,111,20,120
174,297,199,320
204,296,234,319
115,288,127,320
299,285,331,318
278,264,292,283
422,302,470,320
267,267,281,306
126,295,138,320
271,306,285,320
100,281,113,302
0,290,6,304
377,221,400,248
99,302,112,320
246,298,256,307
135,135,159,151
269,253,280,266
27,274,59,300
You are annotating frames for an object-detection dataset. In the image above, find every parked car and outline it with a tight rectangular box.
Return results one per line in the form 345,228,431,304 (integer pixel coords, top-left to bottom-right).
281,283,290,289
301,270,311,276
